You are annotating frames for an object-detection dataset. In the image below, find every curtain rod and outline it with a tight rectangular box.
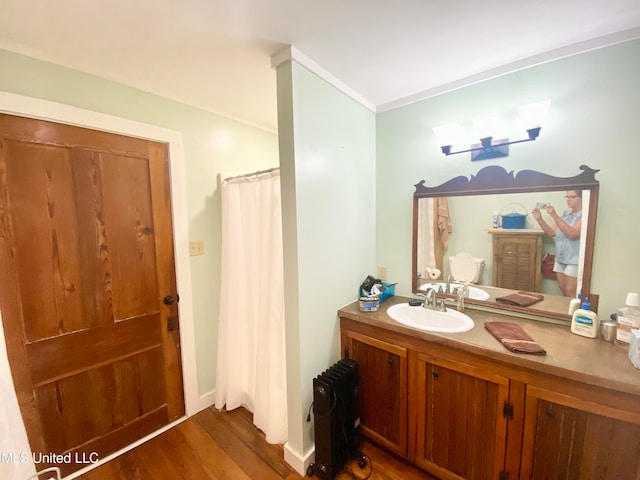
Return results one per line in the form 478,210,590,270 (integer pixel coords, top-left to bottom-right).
221,167,280,184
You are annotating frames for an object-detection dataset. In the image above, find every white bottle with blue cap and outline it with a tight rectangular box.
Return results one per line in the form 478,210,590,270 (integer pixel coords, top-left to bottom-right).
568,292,581,315
571,297,599,338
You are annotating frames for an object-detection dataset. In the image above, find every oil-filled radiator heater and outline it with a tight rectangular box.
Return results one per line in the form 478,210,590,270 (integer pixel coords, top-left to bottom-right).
306,358,364,479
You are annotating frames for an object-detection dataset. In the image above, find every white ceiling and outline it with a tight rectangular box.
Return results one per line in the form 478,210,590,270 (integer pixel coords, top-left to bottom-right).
2,0,640,132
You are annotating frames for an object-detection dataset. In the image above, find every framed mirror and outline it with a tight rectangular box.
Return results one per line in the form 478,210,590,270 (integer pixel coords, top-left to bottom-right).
412,165,599,321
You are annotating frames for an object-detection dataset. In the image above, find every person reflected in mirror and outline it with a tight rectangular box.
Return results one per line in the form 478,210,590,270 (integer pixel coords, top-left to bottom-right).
532,190,582,297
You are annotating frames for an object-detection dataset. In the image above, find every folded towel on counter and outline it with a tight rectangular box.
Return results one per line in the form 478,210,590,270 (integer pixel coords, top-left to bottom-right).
495,291,544,307
485,321,546,355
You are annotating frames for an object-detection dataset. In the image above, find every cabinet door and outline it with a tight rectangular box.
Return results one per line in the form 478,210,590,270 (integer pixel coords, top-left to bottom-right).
413,352,509,480
345,330,408,457
521,385,640,479
493,235,541,291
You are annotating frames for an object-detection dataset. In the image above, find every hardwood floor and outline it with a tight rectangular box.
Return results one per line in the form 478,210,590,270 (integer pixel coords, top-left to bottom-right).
76,407,433,480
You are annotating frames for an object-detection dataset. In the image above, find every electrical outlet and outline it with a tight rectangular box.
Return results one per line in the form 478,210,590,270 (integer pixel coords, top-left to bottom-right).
189,240,205,256
377,265,388,281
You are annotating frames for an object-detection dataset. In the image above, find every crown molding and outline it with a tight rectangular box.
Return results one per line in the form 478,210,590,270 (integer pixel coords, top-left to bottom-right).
271,45,376,112
378,27,640,113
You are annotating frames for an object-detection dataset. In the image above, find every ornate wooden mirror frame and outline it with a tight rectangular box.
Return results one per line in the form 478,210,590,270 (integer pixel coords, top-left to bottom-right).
412,165,600,321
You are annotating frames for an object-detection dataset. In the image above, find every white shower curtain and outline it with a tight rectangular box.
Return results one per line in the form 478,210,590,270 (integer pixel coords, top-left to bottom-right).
214,168,287,444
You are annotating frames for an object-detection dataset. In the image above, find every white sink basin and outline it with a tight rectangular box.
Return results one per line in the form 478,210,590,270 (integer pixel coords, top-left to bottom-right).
387,303,475,333
418,282,490,301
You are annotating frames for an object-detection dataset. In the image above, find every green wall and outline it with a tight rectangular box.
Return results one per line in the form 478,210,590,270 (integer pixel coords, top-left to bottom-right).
277,60,376,462
377,38,640,317
0,49,279,397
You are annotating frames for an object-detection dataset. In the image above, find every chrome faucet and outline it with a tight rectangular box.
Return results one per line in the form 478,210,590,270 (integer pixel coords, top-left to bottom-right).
425,288,436,309
419,288,447,312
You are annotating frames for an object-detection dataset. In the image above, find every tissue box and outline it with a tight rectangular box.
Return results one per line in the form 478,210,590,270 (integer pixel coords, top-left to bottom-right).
629,329,640,369
359,296,380,312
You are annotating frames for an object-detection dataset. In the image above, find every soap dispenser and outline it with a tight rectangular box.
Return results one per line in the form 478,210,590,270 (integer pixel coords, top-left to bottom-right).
568,292,582,315
571,297,599,338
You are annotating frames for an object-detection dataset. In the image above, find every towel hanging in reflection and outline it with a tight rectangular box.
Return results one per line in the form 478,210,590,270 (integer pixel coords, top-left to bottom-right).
435,197,452,249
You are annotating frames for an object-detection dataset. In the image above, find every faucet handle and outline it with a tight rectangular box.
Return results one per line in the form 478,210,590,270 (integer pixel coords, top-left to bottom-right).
445,274,453,294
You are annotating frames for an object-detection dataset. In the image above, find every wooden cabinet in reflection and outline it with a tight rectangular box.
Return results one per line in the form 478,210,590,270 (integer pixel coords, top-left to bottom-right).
491,230,544,292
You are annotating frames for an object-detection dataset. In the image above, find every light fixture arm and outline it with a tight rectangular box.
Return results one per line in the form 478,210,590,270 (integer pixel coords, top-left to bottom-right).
434,99,550,159
439,127,542,156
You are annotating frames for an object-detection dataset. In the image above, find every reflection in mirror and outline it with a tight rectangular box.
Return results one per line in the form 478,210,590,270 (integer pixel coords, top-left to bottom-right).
412,166,599,322
416,190,590,295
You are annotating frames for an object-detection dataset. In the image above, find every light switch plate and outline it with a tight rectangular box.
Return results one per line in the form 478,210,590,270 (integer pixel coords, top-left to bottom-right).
377,265,388,281
189,240,204,256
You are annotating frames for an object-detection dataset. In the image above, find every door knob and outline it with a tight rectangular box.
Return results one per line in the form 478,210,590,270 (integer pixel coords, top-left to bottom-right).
163,295,176,305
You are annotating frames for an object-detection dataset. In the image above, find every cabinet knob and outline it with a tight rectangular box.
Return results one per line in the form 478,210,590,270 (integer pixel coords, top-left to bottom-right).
432,370,440,378
387,357,393,365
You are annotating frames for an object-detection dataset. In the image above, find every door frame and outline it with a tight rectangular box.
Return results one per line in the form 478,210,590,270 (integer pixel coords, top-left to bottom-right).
0,91,199,456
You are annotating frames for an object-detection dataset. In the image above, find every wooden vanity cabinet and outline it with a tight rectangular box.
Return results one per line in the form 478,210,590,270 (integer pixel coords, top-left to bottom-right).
341,316,640,479
412,350,510,480
343,329,408,457
342,321,511,478
491,231,543,292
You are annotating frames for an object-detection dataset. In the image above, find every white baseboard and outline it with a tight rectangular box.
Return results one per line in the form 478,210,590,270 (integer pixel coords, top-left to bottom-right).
195,389,216,413
64,416,187,479
284,442,315,476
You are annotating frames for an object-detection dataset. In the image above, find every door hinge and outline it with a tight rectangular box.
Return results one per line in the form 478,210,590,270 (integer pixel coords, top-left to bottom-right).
499,470,509,480
167,316,180,333
503,401,514,420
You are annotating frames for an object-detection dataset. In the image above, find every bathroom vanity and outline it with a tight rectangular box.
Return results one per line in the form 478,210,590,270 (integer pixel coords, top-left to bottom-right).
339,296,640,480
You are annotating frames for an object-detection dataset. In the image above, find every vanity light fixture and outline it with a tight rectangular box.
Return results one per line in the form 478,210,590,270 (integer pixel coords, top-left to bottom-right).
433,100,551,161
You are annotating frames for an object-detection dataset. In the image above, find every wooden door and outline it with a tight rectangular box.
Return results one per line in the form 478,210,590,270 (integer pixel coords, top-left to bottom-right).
0,114,184,476
413,352,509,480
344,330,408,457
521,385,640,479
